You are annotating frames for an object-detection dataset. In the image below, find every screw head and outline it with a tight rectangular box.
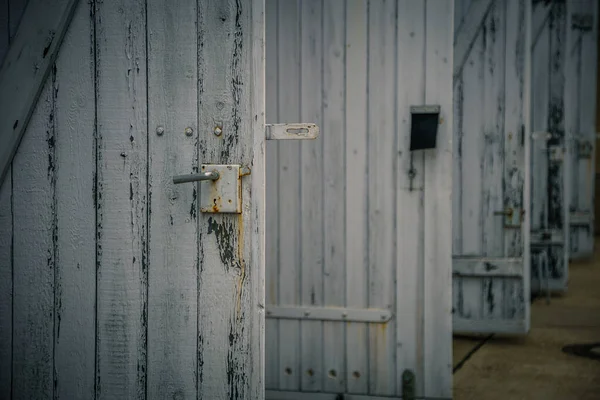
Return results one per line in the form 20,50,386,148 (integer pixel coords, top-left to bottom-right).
185,127,193,137
214,126,223,136
156,126,165,136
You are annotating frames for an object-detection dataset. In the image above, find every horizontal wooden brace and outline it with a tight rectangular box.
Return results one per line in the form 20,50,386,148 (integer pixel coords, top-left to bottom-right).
266,391,452,400
265,305,391,323
531,230,564,246
452,257,523,278
570,211,592,226
265,123,319,140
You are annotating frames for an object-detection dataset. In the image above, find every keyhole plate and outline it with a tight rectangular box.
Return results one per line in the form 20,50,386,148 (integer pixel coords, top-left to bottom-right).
199,164,242,214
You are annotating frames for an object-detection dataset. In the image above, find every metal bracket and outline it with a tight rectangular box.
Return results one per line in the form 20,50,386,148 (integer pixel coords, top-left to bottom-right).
494,207,524,228
265,306,392,323
531,230,563,247
572,13,594,31
577,140,593,159
265,123,319,140
548,145,564,163
570,211,591,227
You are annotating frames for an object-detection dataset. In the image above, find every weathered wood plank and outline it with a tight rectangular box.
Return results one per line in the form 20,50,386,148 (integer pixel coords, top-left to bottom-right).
8,0,28,38
53,1,96,398
396,0,426,395
367,0,396,395
265,0,279,390
453,0,494,80
345,0,369,394
503,0,531,325
94,0,148,397
12,76,55,400
321,0,346,393
423,0,453,396
299,0,323,391
0,0,81,186
481,2,506,320
0,149,11,399
196,0,265,397
146,0,198,397
573,0,598,257
0,0,7,64
453,257,523,277
275,0,301,391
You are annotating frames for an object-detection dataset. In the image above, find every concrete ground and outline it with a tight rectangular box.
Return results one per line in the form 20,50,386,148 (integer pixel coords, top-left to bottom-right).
453,241,600,400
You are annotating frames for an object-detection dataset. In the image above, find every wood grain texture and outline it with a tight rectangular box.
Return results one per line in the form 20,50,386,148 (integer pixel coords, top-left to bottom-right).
0,156,11,399
396,0,425,395
53,1,96,398
299,0,323,391
423,0,453,396
0,1,11,396
0,0,80,186
12,75,55,400
367,0,396,395
321,0,345,393
94,0,148,397
275,0,301,391
265,0,279,390
196,0,265,398
344,0,369,394
146,0,198,398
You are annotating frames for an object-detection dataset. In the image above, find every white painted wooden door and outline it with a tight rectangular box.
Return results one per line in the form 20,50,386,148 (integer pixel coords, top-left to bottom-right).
0,0,267,399
566,0,599,260
264,0,454,399
452,0,532,335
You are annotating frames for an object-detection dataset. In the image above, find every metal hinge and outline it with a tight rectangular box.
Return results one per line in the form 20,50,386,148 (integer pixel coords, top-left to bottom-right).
577,140,593,159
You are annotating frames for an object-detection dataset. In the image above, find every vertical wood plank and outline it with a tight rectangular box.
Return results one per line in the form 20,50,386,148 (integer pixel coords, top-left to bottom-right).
455,33,484,321
265,0,279,390
0,0,7,64
423,0,453,397
146,0,198,397
576,0,598,255
94,0,148,397
196,0,265,397
8,0,27,38
12,77,55,400
0,165,10,399
530,16,550,291
53,1,96,398
503,0,530,325
345,0,368,394
396,0,425,395
299,0,323,391
274,0,301,391
481,2,505,320
322,0,346,393
367,0,396,395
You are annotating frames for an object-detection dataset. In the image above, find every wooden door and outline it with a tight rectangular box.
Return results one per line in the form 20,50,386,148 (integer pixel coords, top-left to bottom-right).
0,0,266,399
264,1,454,399
566,0,599,259
452,0,532,334
529,0,571,294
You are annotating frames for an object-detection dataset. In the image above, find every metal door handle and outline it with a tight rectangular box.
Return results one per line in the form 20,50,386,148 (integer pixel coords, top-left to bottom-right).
173,170,220,184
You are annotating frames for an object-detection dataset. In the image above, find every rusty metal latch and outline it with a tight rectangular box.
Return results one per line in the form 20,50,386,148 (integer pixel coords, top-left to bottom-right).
173,164,243,214
494,207,524,228
265,123,319,140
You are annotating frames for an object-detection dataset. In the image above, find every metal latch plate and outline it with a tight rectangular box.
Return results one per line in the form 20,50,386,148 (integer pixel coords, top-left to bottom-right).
200,164,241,213
265,123,319,140
570,211,591,226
